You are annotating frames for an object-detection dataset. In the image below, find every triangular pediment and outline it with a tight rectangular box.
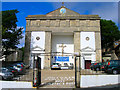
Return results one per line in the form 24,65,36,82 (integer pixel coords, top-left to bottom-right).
46,6,80,16
81,47,95,52
31,46,45,51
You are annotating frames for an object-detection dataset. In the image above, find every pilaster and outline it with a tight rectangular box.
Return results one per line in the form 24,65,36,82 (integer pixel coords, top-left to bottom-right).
95,32,102,62
74,31,80,69
44,31,52,69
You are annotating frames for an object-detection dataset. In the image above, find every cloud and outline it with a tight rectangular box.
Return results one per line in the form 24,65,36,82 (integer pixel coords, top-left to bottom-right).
51,2,118,26
17,26,25,31
91,2,118,25
17,32,25,48
51,2,81,10
16,26,25,48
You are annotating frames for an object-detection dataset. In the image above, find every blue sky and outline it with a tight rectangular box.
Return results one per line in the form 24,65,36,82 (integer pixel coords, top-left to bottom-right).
2,2,119,48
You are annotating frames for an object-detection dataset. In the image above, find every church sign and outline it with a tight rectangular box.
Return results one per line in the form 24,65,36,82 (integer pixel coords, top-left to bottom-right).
54,56,69,62
24,6,102,69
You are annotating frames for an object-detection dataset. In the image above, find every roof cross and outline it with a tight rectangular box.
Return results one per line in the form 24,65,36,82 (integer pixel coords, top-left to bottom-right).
62,2,64,7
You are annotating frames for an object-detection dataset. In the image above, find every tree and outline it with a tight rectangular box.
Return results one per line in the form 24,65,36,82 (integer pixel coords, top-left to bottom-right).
100,19,120,49
0,12,2,58
2,9,23,55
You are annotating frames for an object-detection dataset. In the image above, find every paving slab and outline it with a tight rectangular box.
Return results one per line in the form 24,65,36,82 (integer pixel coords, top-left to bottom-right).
18,69,104,88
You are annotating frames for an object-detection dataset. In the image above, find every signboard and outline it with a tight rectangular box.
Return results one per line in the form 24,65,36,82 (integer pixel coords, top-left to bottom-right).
54,56,69,62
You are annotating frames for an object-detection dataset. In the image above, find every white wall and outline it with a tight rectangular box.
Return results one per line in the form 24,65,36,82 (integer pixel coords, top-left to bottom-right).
30,31,45,69
80,32,96,69
0,81,32,89
31,31,45,49
81,57,85,69
81,75,120,88
52,35,74,65
80,32,95,50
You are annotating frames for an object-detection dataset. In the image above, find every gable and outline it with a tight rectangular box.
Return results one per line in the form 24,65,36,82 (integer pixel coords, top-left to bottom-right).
46,7,80,16
31,46,45,51
26,6,100,20
81,47,95,52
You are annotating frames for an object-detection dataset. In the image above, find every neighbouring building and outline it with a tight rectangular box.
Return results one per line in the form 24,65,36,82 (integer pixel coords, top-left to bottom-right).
102,40,120,61
114,40,120,59
0,49,23,62
24,6,102,69
5,50,23,62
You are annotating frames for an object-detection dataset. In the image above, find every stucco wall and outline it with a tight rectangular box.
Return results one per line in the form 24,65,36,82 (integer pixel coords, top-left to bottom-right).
31,31,45,49
0,81,32,89
81,75,120,88
30,31,45,69
80,32,96,69
80,32,95,50
52,35,74,65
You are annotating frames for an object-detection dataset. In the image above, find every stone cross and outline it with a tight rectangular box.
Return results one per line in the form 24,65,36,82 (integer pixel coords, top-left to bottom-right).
62,2,65,7
62,2,64,6
59,43,66,57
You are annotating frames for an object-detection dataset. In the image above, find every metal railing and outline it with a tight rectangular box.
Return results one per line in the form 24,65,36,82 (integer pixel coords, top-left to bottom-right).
12,53,109,88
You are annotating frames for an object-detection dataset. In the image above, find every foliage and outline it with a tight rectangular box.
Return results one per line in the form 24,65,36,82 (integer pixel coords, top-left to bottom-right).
100,19,120,49
2,9,23,55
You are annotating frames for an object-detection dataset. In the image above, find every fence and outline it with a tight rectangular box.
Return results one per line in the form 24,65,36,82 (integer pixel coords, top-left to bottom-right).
1,54,120,88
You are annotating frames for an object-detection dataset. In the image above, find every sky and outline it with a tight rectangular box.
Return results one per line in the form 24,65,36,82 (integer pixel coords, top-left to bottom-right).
1,2,119,48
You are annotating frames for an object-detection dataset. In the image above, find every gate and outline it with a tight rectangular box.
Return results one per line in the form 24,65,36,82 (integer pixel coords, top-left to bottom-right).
39,53,76,88
31,53,85,88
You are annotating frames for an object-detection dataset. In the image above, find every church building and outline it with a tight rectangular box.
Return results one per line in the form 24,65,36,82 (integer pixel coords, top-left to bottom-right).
24,6,102,69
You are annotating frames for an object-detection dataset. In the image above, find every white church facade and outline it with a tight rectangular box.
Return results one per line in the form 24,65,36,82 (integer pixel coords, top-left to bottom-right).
24,6,102,69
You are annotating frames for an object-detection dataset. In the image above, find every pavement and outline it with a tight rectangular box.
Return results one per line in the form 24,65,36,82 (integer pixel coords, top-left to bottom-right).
15,69,105,88
1,69,120,89
1,84,120,90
